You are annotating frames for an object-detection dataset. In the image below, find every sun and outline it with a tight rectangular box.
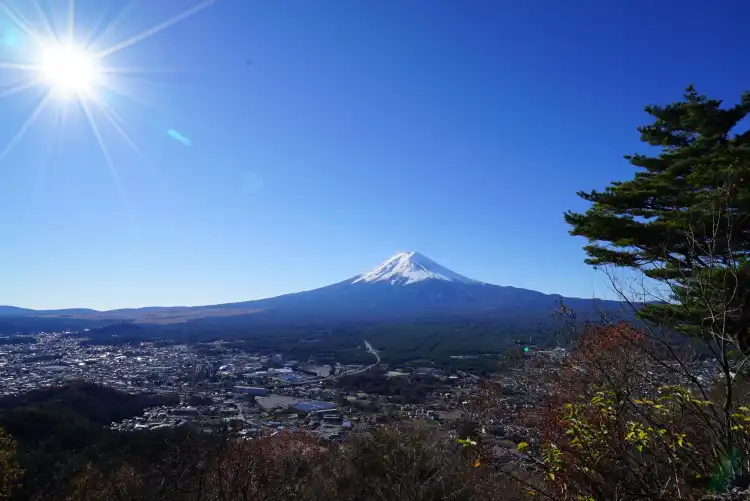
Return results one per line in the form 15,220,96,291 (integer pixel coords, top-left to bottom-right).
0,0,218,168
38,43,101,98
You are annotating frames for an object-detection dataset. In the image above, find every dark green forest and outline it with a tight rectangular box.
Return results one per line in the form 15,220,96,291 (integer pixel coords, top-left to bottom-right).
0,382,182,500
334,368,443,404
68,316,564,368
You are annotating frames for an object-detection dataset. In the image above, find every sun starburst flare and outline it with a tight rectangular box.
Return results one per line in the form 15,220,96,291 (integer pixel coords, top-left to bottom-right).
0,0,216,193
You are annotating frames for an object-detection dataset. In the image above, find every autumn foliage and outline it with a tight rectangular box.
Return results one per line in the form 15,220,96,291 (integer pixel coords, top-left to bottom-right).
528,322,750,500
63,425,517,501
0,427,21,499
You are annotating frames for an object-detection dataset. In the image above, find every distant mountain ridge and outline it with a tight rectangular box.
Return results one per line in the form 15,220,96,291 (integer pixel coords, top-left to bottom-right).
0,306,98,316
0,251,623,329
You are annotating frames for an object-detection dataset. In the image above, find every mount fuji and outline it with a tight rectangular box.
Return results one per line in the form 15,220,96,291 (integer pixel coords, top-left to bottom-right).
229,250,619,323
0,251,622,328
352,251,479,286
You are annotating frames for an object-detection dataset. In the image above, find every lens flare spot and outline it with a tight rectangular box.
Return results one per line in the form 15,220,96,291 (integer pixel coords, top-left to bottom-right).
2,31,19,47
241,170,264,193
167,129,192,146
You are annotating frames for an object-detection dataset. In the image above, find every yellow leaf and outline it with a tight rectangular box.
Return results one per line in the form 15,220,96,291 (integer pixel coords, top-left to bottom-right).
472,458,481,468
517,441,530,451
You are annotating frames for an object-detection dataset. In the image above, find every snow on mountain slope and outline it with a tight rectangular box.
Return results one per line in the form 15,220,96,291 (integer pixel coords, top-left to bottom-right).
352,251,480,285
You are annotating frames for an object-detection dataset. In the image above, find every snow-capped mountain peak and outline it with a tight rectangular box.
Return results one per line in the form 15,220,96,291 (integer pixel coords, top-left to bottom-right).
352,251,479,285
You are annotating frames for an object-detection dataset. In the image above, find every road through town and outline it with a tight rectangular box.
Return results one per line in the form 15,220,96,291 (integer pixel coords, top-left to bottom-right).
276,340,380,388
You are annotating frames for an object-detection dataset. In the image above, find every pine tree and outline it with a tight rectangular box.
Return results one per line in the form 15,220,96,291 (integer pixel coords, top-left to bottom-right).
565,86,750,348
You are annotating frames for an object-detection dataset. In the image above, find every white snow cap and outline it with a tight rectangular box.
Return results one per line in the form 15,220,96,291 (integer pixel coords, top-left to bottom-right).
353,251,479,285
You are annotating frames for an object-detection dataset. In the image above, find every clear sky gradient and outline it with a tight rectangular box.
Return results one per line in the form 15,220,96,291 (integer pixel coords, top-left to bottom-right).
1,0,748,310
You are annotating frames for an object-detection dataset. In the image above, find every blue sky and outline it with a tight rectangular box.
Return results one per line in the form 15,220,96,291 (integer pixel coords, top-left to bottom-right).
0,0,748,310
